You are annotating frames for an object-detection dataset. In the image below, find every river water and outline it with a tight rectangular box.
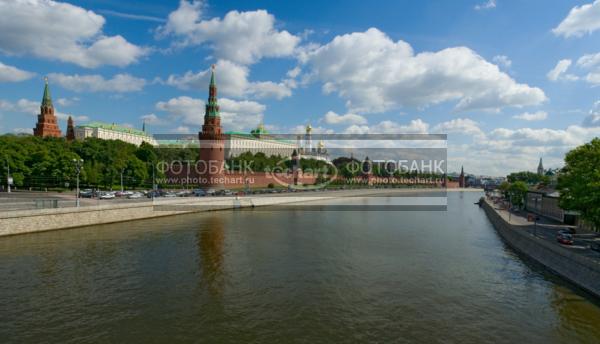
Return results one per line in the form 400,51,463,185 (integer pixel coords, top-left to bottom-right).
1,191,600,343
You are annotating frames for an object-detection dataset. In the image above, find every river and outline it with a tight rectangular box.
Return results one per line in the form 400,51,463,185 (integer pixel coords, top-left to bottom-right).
1,191,599,343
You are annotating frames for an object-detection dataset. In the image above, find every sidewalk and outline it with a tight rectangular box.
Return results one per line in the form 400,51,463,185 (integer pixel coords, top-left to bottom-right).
485,198,600,259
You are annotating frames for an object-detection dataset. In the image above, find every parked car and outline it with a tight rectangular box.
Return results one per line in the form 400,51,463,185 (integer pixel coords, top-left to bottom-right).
147,190,162,198
79,189,94,198
193,189,206,197
590,242,600,252
556,232,574,245
99,192,115,200
127,192,143,199
205,189,216,196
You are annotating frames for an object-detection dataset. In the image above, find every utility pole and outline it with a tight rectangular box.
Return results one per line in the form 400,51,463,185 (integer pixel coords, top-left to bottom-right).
73,158,84,207
120,168,125,193
5,157,11,193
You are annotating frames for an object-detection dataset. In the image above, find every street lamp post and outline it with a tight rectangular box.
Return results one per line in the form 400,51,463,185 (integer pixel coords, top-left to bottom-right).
73,158,84,207
5,157,11,193
120,168,125,193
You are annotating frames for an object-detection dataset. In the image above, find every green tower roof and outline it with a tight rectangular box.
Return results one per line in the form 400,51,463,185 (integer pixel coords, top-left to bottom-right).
42,77,52,107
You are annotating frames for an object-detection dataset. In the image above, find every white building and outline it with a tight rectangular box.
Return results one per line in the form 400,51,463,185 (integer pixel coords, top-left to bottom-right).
224,125,297,158
74,122,157,146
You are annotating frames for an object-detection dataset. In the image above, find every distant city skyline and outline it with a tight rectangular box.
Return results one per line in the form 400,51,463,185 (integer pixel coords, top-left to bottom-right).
1,0,599,176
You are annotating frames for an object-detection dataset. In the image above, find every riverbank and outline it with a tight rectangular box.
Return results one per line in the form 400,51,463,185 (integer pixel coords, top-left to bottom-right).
481,198,600,299
0,188,466,237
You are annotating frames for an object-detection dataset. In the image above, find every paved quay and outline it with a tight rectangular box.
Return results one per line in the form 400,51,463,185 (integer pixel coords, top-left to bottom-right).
486,198,600,259
482,198,600,298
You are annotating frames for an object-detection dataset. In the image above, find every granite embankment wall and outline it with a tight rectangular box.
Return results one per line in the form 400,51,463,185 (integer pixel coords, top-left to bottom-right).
0,195,331,237
482,200,600,298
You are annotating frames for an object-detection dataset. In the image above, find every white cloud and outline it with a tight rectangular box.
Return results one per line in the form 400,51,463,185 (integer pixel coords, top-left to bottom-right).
512,111,548,121
344,119,430,134
140,113,167,126
12,128,33,134
0,0,148,68
164,59,293,99
300,28,546,114
0,98,88,122
172,126,192,134
492,55,511,69
475,0,496,11
322,111,367,125
431,118,484,137
158,1,300,65
553,0,600,38
583,113,600,127
576,52,600,69
0,61,35,82
546,59,578,81
155,96,266,132
583,102,600,127
48,73,146,93
56,97,79,107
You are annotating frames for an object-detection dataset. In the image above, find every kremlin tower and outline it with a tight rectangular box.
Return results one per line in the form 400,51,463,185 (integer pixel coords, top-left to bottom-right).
458,166,465,188
33,77,62,138
198,65,225,189
66,116,75,141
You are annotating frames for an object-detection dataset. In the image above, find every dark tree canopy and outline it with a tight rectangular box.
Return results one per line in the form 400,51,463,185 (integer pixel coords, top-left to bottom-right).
558,138,600,230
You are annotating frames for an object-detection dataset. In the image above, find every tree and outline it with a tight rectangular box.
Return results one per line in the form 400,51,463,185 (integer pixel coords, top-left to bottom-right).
558,138,600,230
507,171,549,185
508,181,528,208
499,181,510,198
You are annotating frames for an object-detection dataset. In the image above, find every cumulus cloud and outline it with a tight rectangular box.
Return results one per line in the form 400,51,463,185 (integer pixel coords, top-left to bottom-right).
431,118,484,137
140,113,167,126
157,1,300,65
492,55,511,69
0,98,88,122
583,102,600,127
0,61,35,82
344,119,430,134
155,96,265,132
0,0,148,68
164,59,293,99
553,0,600,38
322,111,367,125
300,28,546,114
512,111,548,121
48,73,146,93
546,59,578,81
475,0,496,11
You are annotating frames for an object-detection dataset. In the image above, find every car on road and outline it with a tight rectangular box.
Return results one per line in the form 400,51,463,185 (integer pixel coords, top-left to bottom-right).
556,232,574,245
99,192,116,200
79,189,95,198
115,191,133,197
127,192,143,199
193,189,206,197
205,189,216,196
176,190,191,197
590,242,600,252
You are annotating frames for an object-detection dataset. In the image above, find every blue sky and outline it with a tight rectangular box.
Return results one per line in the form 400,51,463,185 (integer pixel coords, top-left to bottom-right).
1,0,600,176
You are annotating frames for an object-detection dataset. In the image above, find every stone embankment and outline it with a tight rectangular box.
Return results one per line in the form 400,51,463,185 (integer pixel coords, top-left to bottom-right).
482,199,600,298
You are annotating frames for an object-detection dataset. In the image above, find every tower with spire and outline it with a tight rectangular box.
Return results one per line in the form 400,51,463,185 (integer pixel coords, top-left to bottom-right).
198,65,225,189
66,116,75,141
459,166,465,188
33,77,62,137
537,158,544,176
